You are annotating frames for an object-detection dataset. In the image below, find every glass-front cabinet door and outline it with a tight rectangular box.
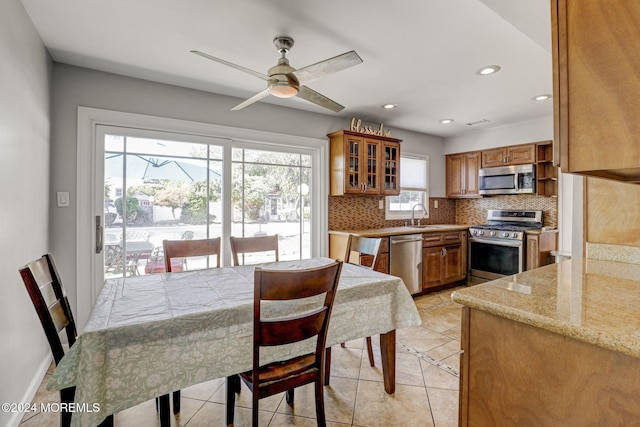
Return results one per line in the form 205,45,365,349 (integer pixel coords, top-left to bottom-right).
381,142,400,195
345,135,362,193
362,138,380,194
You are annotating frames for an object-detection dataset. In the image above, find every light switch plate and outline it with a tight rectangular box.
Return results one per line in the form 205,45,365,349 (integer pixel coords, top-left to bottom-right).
378,199,384,209
57,191,70,208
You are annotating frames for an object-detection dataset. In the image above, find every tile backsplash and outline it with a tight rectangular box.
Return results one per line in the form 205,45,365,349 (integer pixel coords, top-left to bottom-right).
328,195,557,230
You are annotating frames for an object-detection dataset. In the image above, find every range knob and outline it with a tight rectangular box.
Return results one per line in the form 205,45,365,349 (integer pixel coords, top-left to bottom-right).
511,232,518,238
489,231,496,237
502,232,509,238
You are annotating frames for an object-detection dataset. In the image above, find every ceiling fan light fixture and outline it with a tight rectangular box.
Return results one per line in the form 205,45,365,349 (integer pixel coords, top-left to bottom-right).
269,82,298,98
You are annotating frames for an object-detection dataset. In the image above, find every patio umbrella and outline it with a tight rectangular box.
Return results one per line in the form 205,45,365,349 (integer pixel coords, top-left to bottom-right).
105,154,221,182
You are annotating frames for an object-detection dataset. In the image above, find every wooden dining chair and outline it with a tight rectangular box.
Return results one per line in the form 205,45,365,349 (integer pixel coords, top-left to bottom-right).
161,237,221,414
162,237,221,272
229,234,279,266
325,235,381,384
19,254,114,427
226,260,343,427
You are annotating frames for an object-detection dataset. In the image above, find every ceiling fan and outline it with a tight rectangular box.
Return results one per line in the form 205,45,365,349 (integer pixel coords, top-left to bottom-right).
191,36,362,112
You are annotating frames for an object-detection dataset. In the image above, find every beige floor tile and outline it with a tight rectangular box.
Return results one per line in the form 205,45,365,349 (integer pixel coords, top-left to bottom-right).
186,400,274,427
397,326,452,353
359,349,425,388
326,344,364,380
427,388,459,427
424,340,461,362
209,379,284,412
353,380,434,427
180,378,225,401
420,361,459,391
270,412,350,426
276,377,358,425
114,396,204,427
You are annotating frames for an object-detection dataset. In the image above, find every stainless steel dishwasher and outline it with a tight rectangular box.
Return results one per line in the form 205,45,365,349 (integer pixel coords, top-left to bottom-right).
390,234,422,295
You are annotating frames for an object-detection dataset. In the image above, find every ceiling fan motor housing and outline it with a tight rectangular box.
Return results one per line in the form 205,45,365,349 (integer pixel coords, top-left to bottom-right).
268,57,299,97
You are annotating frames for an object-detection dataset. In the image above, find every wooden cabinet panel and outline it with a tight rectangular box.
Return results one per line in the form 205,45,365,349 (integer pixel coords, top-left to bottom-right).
525,231,558,271
422,247,442,289
481,144,535,168
446,151,481,198
329,130,401,196
552,0,640,182
536,141,558,197
421,231,467,291
460,308,640,426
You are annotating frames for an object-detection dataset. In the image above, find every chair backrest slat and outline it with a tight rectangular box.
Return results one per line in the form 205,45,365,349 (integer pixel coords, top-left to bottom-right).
163,237,221,271
344,235,382,269
253,261,342,365
230,234,279,266
19,254,77,365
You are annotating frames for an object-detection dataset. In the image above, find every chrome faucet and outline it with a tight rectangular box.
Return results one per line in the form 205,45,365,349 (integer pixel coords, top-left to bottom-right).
411,204,426,226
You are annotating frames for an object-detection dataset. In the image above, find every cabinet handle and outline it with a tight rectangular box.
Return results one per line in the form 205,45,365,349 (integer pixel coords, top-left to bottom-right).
442,247,447,257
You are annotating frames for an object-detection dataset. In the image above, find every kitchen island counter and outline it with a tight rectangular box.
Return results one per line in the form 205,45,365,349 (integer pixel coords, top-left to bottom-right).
452,257,640,426
452,257,640,358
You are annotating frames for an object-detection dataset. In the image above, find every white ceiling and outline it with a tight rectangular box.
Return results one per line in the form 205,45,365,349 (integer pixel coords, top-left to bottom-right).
20,0,553,138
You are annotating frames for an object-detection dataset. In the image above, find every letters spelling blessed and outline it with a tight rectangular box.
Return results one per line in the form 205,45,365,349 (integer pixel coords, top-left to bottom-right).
350,118,392,137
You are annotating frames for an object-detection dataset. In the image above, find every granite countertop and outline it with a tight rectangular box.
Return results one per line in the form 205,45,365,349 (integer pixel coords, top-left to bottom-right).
329,224,469,237
451,257,640,359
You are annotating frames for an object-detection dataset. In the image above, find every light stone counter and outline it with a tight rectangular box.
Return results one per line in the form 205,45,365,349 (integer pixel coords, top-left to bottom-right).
329,224,469,237
452,257,640,359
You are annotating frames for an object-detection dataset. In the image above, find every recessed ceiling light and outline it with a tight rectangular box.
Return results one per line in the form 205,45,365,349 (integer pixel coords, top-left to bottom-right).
439,119,454,124
477,65,501,75
533,94,552,101
381,104,398,109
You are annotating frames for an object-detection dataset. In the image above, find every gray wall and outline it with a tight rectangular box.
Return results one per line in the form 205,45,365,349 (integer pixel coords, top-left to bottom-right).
1,1,53,426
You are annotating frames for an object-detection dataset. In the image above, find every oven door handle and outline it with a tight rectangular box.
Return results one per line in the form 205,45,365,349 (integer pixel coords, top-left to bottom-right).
469,237,523,247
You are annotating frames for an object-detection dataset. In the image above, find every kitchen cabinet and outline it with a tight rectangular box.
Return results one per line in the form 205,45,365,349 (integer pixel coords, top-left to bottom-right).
525,230,558,271
422,231,467,291
552,0,640,182
328,130,401,196
536,141,558,197
446,151,481,198
481,144,535,168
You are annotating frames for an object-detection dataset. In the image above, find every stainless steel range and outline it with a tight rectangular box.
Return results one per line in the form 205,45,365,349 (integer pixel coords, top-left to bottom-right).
468,209,543,285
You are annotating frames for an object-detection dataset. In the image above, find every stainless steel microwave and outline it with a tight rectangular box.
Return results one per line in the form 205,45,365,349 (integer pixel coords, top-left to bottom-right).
478,164,535,195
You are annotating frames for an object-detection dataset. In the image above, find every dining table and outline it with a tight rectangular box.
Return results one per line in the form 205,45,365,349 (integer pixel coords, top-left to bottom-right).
48,257,421,427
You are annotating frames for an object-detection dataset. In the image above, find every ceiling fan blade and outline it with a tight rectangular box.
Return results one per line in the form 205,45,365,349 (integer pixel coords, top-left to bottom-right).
296,86,345,112
191,50,271,82
231,88,271,111
291,51,362,86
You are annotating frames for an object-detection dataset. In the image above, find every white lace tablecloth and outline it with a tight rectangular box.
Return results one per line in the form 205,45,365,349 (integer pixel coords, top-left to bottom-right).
48,257,421,427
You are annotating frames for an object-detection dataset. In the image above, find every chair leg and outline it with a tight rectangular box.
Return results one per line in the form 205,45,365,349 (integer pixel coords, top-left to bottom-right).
60,387,75,427
286,389,295,405
97,415,114,427
172,390,181,414
314,379,327,427
158,394,170,427
226,376,237,426
252,390,259,427
366,336,375,367
324,347,332,385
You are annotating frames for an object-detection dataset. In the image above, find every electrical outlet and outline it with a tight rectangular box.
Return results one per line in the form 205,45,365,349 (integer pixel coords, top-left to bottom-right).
434,200,439,209
379,199,384,209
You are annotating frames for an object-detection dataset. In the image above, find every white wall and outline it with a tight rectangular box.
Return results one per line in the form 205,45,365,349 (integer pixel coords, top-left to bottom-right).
0,1,53,426
50,64,446,326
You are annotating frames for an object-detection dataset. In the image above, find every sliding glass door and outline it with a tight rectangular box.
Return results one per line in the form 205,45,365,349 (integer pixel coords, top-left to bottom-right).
96,125,314,280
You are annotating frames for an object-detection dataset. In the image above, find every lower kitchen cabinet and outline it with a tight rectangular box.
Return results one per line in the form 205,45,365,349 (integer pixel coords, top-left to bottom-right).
525,230,558,270
422,231,467,291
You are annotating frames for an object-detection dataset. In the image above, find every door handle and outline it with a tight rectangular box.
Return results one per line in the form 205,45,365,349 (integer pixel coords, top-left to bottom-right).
96,215,103,254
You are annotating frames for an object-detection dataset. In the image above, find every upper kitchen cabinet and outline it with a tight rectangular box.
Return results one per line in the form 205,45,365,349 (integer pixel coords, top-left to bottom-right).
481,144,535,168
446,151,481,198
329,130,401,196
552,0,640,182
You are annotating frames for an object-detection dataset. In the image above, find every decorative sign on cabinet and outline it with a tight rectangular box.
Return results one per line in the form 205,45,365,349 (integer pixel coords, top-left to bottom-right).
329,130,401,196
